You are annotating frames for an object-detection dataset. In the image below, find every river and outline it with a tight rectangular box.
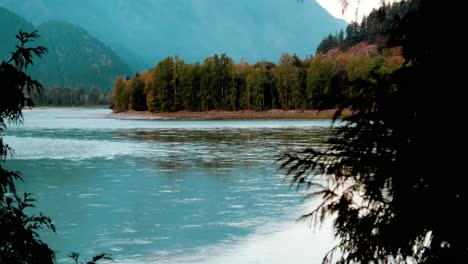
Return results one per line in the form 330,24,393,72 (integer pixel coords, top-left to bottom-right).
4,108,335,264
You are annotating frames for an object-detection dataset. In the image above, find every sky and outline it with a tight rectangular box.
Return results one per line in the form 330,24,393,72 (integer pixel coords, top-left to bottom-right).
316,0,397,22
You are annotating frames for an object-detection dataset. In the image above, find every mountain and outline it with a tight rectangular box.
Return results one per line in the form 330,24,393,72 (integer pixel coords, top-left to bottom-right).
32,20,131,90
0,7,131,90
0,0,347,71
0,6,34,60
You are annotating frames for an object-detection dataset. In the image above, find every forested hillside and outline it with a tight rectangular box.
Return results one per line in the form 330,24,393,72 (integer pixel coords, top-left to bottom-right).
31,21,131,91
0,7,131,92
316,1,412,54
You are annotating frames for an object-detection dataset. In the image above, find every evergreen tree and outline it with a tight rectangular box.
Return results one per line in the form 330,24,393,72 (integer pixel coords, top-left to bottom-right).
1,30,112,264
111,76,126,112
199,57,215,111
150,57,175,112
316,0,413,54
273,53,303,109
306,55,339,109
281,1,467,263
129,74,146,111
0,30,54,264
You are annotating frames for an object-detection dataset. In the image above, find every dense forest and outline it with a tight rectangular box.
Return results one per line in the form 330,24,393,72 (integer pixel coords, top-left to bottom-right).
30,87,112,106
316,0,412,54
111,50,403,113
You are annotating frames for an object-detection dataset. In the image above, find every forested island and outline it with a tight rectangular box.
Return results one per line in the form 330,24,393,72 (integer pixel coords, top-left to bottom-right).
110,48,402,117
111,1,406,116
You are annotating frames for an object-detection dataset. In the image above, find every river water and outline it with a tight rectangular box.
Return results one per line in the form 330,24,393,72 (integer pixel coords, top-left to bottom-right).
4,108,335,264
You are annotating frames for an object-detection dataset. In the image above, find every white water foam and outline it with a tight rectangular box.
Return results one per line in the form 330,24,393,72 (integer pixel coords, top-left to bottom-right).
118,220,334,264
119,200,336,264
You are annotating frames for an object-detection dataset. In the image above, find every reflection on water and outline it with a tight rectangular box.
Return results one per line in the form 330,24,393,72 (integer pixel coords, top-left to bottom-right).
4,109,335,263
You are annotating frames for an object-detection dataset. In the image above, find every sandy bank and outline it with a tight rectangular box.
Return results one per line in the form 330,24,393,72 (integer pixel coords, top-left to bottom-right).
108,109,346,121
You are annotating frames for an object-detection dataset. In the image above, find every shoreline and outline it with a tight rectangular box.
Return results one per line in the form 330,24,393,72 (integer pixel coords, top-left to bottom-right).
109,109,346,121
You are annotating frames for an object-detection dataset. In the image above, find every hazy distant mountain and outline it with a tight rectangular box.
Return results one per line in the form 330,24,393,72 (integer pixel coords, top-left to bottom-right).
0,6,34,60
0,0,347,71
32,20,131,90
0,7,131,90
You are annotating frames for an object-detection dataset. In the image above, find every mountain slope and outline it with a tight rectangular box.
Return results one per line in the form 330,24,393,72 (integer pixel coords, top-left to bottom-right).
0,7,131,90
0,6,34,60
0,0,347,71
32,20,131,90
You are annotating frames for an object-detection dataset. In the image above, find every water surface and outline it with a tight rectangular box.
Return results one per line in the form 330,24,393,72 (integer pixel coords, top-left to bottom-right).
5,108,335,263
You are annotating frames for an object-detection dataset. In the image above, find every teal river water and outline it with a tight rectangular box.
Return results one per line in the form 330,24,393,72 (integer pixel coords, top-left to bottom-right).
4,108,335,264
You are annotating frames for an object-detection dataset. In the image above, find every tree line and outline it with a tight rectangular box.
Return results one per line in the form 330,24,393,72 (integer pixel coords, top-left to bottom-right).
30,87,112,106
111,50,403,113
316,0,412,54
